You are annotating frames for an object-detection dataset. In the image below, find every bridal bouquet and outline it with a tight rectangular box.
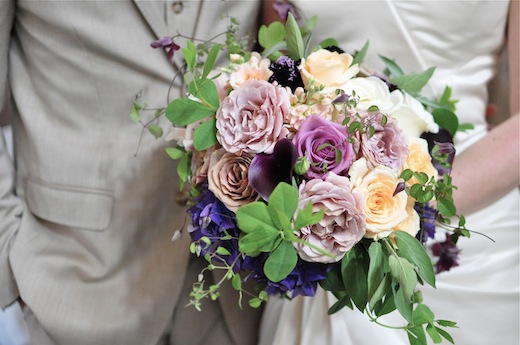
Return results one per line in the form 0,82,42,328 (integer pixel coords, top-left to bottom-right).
137,10,470,345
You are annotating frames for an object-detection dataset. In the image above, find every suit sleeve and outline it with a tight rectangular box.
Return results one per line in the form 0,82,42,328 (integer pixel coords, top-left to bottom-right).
0,0,23,309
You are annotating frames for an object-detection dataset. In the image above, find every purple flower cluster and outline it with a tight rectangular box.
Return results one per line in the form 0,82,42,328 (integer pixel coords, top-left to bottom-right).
188,188,329,296
431,233,460,273
415,203,437,243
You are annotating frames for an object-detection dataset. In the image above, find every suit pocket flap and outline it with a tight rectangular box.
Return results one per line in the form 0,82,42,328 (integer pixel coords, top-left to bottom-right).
25,178,113,231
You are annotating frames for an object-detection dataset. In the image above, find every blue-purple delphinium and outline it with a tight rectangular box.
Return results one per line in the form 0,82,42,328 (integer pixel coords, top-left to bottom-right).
269,56,304,92
415,203,437,243
188,188,328,297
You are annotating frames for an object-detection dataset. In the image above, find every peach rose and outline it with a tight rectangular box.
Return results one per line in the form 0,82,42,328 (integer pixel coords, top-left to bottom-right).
229,52,273,89
404,138,438,187
349,158,408,240
299,49,359,93
393,197,420,237
207,149,258,212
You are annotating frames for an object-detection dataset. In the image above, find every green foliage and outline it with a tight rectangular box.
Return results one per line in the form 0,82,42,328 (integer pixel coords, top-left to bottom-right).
285,12,305,60
352,40,369,66
193,118,217,151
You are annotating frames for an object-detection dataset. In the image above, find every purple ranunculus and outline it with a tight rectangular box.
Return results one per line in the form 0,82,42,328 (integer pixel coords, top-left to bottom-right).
360,112,409,171
293,115,354,179
431,232,460,273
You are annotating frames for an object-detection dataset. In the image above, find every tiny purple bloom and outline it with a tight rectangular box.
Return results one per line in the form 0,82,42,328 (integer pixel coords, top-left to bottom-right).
273,1,300,20
150,36,180,63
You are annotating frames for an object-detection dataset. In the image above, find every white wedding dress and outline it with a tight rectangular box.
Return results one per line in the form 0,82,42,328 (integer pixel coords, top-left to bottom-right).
259,1,519,345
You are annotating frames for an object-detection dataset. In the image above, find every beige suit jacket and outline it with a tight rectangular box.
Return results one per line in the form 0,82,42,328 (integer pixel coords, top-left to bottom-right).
0,1,262,344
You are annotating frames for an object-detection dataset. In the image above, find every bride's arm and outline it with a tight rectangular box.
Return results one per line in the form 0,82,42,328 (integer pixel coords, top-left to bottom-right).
450,1,519,216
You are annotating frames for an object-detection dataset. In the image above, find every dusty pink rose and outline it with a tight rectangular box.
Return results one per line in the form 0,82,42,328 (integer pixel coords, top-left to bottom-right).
360,112,409,172
216,80,290,154
294,173,366,263
207,149,258,212
191,146,216,186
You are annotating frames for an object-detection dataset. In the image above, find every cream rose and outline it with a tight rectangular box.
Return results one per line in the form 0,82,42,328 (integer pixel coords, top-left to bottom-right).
207,149,258,212
404,138,438,186
299,49,359,93
349,158,408,239
229,52,273,89
342,76,403,114
391,93,439,138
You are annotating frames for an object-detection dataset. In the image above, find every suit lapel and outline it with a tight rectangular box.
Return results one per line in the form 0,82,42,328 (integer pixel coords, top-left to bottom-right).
132,0,169,39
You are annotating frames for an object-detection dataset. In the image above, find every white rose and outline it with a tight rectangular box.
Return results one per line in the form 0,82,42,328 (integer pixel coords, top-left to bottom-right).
342,76,403,114
391,93,439,138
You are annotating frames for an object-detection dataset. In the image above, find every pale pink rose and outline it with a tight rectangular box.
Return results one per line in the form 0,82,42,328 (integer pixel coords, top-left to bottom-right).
164,122,198,152
349,158,408,240
403,138,438,187
360,112,409,172
229,52,273,89
299,49,359,93
212,72,232,101
216,80,290,154
294,173,366,263
207,149,258,212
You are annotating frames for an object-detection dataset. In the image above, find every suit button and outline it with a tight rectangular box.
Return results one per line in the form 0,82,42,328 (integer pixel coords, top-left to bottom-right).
172,1,183,14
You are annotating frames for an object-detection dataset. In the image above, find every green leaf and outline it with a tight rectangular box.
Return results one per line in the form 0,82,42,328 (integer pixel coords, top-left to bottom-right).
327,295,352,315
319,264,346,293
239,230,280,254
436,320,458,328
264,241,298,282
193,118,217,151
412,304,435,325
147,124,163,138
375,293,396,317
400,169,414,181
432,108,459,138
249,297,262,308
426,324,443,344
407,325,427,345
369,274,392,311
393,231,436,287
380,55,405,77
435,327,455,344
319,38,339,49
391,67,435,95
231,274,242,290
130,103,142,123
258,21,286,49
437,198,457,218
267,182,298,228
165,146,185,160
457,123,474,132
394,284,413,323
285,12,304,60
165,98,215,126
341,245,369,311
236,202,278,234
202,44,221,80
177,154,190,186
388,254,417,302
188,79,220,110
216,247,231,256
294,201,324,229
181,40,197,73
352,40,369,66
367,241,385,299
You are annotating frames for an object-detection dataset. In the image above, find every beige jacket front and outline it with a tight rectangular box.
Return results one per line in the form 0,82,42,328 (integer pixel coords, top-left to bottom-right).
0,1,262,344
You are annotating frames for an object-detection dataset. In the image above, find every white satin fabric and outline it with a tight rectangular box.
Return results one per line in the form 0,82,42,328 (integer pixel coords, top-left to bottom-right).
259,1,519,344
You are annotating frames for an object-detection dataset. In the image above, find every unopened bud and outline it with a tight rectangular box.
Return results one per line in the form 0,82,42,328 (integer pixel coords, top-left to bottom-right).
294,156,311,175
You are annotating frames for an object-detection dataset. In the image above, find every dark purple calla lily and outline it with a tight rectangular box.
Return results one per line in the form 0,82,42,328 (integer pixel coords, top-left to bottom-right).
248,138,297,200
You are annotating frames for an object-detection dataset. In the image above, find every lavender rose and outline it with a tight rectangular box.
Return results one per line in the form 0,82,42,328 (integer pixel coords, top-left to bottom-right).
360,112,409,172
216,80,290,154
293,115,354,179
294,173,366,263
207,148,258,212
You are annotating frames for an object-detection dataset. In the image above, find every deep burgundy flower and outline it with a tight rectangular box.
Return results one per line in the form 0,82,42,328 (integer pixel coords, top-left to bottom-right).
269,56,304,92
150,36,180,63
431,233,460,273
